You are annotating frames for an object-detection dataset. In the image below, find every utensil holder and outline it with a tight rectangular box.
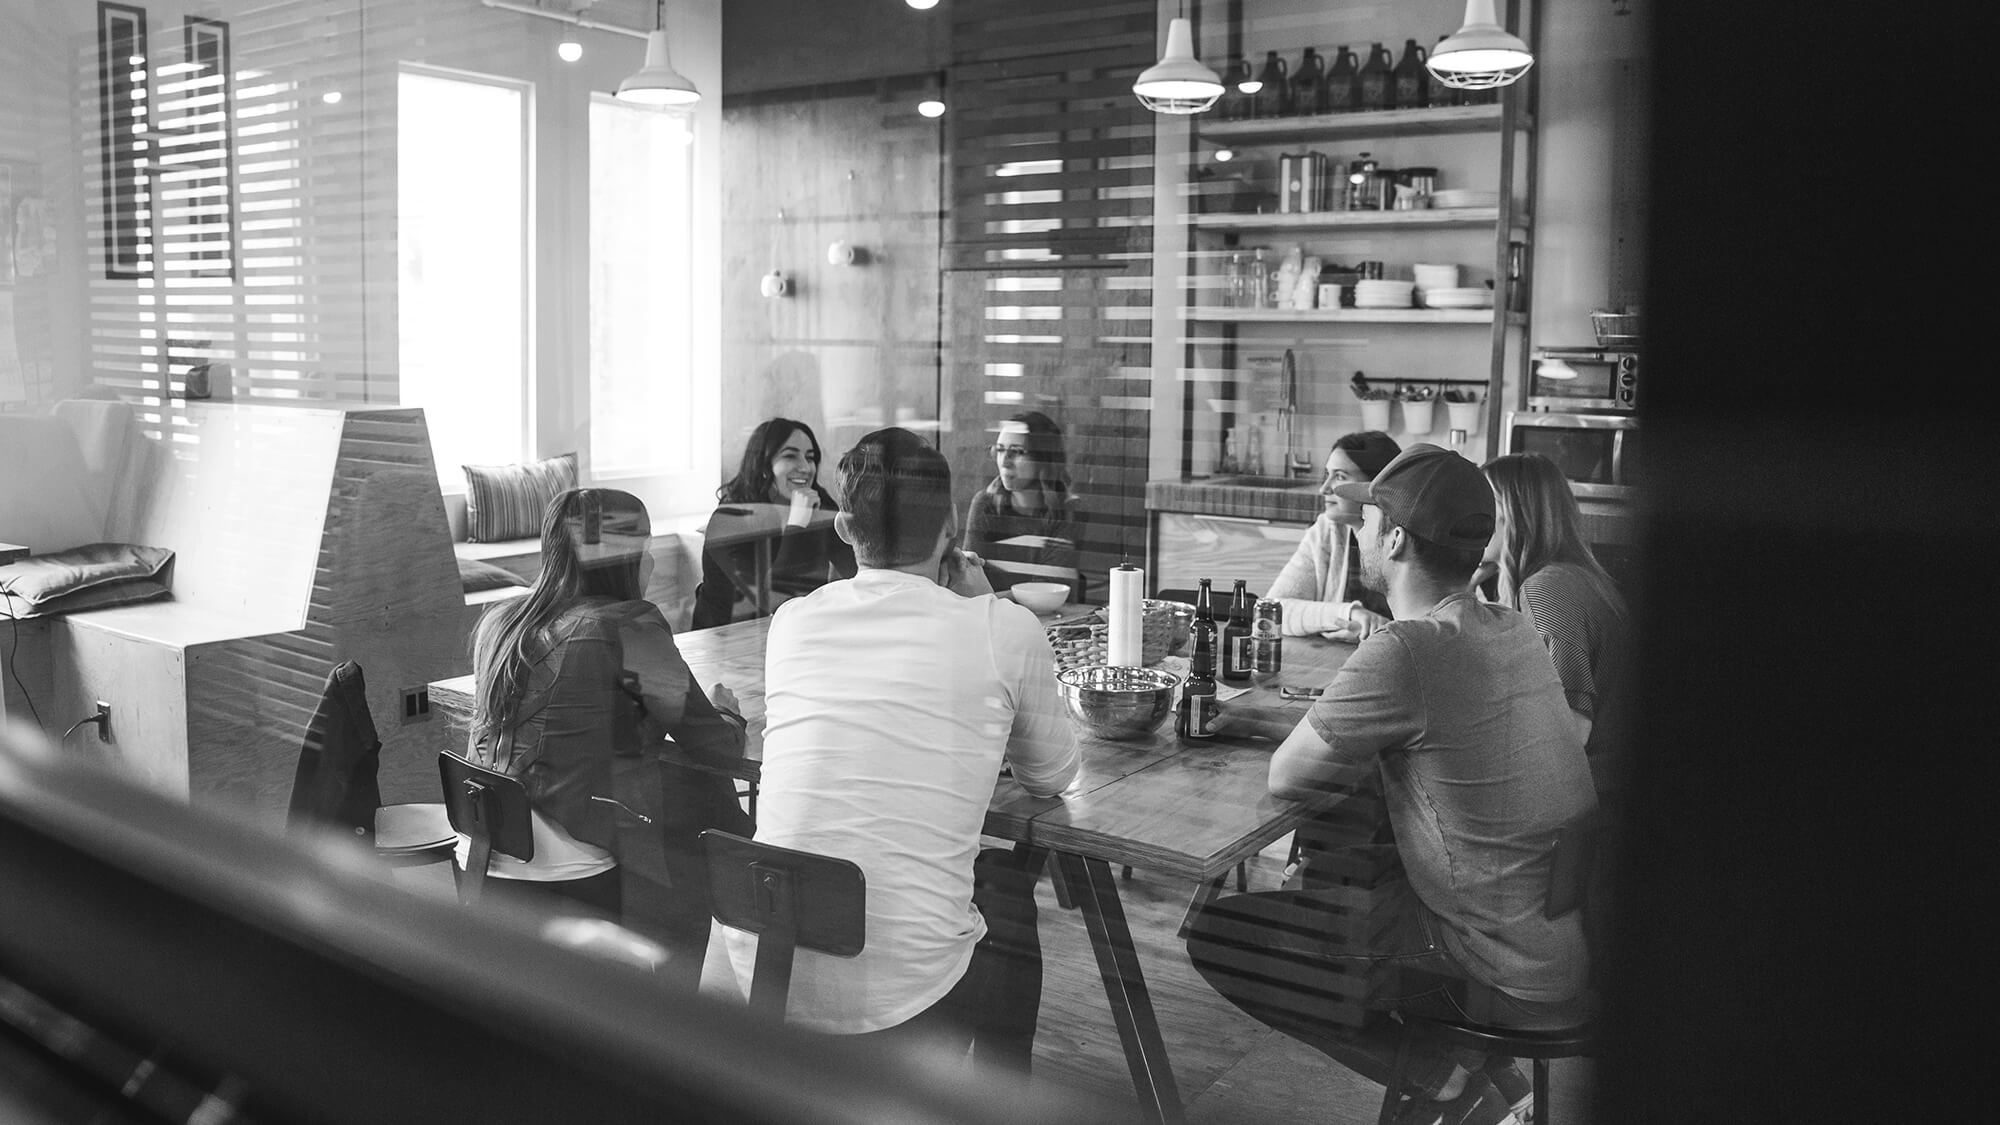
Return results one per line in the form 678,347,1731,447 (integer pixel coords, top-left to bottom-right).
1446,400,1481,435
1400,399,1435,434
1359,399,1392,431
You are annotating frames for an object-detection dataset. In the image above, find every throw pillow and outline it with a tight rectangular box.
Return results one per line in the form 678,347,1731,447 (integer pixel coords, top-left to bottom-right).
0,543,176,619
457,556,530,594
463,452,577,543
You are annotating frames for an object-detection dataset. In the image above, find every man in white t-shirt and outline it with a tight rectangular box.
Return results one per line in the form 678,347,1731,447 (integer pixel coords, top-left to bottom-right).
723,426,1079,1074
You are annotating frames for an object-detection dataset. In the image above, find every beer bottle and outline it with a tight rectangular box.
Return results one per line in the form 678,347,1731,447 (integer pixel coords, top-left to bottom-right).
1179,579,1221,740
1221,579,1252,682
1191,579,1217,680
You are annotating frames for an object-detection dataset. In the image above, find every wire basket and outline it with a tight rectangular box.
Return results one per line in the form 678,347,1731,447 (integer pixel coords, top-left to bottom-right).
1590,310,1641,348
1044,600,1192,672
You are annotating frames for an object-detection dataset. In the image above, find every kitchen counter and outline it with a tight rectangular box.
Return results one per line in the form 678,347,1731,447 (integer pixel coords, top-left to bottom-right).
1145,476,1322,523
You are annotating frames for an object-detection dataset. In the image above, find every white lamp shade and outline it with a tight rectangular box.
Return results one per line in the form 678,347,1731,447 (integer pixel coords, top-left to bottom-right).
618,29,701,105
1134,17,1223,115
1426,0,1534,90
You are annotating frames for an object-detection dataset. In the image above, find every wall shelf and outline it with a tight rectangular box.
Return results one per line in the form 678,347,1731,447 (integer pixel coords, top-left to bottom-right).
1185,308,1514,325
1199,103,1528,144
1185,207,1501,232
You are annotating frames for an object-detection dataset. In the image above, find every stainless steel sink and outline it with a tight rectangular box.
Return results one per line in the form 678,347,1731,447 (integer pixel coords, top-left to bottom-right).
1202,474,1319,491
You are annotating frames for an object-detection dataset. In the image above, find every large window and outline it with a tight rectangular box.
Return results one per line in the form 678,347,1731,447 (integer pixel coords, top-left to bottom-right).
588,94,693,476
397,67,529,482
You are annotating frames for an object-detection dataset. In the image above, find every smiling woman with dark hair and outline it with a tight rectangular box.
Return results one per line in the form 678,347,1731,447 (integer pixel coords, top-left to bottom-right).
692,417,857,629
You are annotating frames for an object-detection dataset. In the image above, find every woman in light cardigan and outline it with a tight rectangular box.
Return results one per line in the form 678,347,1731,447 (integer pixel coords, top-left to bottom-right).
1262,431,1400,640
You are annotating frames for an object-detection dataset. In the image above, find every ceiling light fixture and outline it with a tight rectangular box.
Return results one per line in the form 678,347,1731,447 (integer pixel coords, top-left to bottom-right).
905,0,940,10
557,37,583,62
917,71,946,118
617,0,700,106
1231,57,1262,95
1133,12,1223,115
1426,0,1535,90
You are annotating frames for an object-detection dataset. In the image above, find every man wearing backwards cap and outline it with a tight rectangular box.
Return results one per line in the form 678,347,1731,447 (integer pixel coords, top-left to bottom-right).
1185,444,1597,1125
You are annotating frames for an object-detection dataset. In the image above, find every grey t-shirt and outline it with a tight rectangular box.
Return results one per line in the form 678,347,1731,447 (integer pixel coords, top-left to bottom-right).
1307,592,1596,1002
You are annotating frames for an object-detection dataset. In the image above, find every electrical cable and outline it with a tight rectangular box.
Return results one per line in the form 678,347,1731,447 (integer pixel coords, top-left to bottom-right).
0,597,44,729
61,712,104,741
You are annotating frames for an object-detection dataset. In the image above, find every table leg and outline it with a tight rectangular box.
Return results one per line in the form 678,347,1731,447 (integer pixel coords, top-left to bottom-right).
1054,851,1186,1125
753,539,773,617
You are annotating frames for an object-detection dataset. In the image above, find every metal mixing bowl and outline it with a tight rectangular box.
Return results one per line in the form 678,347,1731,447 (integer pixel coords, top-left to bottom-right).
1054,665,1180,740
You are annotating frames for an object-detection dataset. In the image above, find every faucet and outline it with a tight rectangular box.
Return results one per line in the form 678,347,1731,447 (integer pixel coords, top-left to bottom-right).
1277,349,1313,478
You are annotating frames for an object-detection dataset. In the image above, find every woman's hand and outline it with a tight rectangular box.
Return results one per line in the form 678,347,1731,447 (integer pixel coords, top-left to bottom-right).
709,684,739,714
786,488,820,528
1327,607,1390,644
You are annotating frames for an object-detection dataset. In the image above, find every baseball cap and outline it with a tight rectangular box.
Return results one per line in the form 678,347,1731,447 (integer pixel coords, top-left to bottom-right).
1330,443,1495,550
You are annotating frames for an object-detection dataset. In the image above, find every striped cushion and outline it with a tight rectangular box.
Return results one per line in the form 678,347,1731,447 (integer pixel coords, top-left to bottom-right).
462,453,577,542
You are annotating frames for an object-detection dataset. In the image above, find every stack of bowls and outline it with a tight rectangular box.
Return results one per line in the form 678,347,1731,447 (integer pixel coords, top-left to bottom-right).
1412,263,1460,306
1055,665,1180,740
1354,279,1416,309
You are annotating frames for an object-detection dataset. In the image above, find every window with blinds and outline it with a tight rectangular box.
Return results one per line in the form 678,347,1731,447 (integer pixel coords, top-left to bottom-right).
945,0,1158,594
80,1,526,432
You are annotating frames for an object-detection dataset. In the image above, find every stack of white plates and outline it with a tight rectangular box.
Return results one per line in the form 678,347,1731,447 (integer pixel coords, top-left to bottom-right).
1429,189,1498,210
1420,286,1493,309
1354,279,1416,309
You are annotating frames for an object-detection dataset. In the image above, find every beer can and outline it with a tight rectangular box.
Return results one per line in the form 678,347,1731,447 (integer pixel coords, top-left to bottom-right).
1252,598,1284,674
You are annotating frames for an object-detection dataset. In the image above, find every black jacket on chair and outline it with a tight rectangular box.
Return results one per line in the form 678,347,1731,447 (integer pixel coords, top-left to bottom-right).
287,660,383,845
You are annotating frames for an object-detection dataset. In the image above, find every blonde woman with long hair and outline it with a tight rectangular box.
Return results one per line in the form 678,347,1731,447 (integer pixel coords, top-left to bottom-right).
1481,453,1633,799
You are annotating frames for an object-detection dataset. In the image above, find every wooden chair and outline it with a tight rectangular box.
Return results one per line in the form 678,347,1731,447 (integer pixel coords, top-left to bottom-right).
287,661,455,870
700,829,865,1021
1374,806,1609,1125
438,750,536,906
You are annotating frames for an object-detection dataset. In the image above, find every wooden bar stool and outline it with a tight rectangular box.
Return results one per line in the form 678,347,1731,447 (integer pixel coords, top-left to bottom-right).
1374,807,1608,1125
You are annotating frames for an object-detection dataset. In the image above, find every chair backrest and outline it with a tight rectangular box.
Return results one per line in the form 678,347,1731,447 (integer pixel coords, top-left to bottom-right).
439,751,536,903
286,661,382,843
701,830,864,1020
1545,803,1619,991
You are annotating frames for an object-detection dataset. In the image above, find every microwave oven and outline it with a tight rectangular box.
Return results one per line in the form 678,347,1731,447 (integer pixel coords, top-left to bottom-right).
1503,411,1643,501
1529,348,1639,412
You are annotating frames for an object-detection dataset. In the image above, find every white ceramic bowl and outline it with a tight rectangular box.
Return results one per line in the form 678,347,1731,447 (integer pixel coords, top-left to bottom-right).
1012,582,1070,613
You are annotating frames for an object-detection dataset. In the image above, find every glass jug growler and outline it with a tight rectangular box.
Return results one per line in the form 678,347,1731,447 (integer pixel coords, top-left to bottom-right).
1393,38,1430,109
1325,45,1361,112
1291,47,1326,116
1358,42,1395,112
1253,50,1290,117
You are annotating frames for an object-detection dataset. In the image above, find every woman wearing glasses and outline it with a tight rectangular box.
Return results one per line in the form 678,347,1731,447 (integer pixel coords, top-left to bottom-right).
1263,430,1401,641
964,411,1085,601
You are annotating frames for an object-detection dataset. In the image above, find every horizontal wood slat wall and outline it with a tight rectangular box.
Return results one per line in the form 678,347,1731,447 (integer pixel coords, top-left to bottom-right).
945,0,1157,598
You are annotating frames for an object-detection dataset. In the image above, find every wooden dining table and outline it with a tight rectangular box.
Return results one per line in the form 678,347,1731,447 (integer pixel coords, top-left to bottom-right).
430,607,1361,1125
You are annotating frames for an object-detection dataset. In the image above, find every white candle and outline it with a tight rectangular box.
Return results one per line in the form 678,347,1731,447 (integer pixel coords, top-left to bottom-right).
1107,565,1144,667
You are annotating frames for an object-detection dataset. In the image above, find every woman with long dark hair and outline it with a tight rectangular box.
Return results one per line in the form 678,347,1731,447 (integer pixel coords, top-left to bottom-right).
691,417,857,629
964,411,1085,599
467,488,749,933
1481,452,1634,798
1264,430,1401,641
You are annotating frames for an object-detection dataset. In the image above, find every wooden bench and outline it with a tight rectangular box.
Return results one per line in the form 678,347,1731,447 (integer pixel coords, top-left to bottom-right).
1,402,472,823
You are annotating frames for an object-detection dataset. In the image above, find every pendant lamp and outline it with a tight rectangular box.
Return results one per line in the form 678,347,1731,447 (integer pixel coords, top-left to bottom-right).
617,0,700,106
1425,0,1534,90
1133,15,1223,115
